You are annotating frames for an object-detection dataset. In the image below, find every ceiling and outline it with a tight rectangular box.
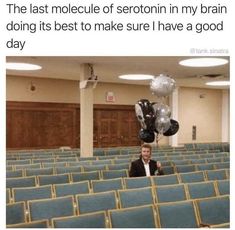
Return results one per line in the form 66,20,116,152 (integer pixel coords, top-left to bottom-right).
6,56,230,89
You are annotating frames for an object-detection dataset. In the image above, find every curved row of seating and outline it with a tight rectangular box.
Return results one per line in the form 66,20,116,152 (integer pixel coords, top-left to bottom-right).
6,153,230,170
6,148,227,161
7,176,229,205
185,142,229,152
6,143,230,228
6,168,229,191
6,160,230,181
7,191,230,228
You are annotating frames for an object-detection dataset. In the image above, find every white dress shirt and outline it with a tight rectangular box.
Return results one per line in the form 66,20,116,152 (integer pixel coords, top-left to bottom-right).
142,159,151,176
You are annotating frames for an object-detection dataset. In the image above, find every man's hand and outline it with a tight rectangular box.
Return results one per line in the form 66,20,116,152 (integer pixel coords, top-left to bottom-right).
157,161,162,169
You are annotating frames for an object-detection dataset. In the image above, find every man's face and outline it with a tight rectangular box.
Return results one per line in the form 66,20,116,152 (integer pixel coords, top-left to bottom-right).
141,147,151,162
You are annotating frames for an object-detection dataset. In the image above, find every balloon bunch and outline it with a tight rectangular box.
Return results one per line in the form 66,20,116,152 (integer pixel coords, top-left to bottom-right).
135,74,179,143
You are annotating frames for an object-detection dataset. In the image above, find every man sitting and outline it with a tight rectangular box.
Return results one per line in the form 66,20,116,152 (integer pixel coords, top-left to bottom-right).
129,143,164,177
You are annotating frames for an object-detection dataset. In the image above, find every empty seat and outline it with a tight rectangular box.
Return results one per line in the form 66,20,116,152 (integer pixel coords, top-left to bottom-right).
216,179,230,195
6,188,11,204
152,152,166,157
215,152,229,158
79,156,97,161
106,149,120,156
34,153,53,158
6,201,26,225
38,174,70,186
195,195,230,226
152,174,179,186
7,157,18,161
54,181,90,197
7,159,31,165
102,169,128,179
156,200,199,228
214,162,230,169
43,162,67,168
109,204,157,228
68,161,92,167
179,171,206,183
71,171,100,182
52,211,106,228
107,163,130,170
93,149,105,156
154,184,187,203
113,159,131,164
98,155,117,160
200,154,214,158
92,178,123,193
173,160,191,165
206,169,227,181
6,165,13,171
184,155,200,160
118,187,154,208
117,155,134,159
153,156,168,161
226,169,230,179
56,157,78,162
6,169,23,178
15,163,41,170
13,185,53,202
92,159,112,165
161,166,175,175
186,181,217,199
197,163,215,171
207,158,223,163
124,176,152,189
25,167,54,177
191,159,206,164
32,158,55,164
6,176,36,189
76,191,118,214
175,165,196,173
168,156,184,161
223,157,230,162
28,196,75,223
7,219,49,228
55,166,83,174
56,154,77,158
83,165,107,172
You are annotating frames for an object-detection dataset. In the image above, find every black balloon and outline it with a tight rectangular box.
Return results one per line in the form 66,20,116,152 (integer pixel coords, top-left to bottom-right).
139,129,155,143
135,99,155,131
163,119,179,136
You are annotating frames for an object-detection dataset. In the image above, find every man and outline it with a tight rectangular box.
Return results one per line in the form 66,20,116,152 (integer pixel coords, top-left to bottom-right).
129,143,164,177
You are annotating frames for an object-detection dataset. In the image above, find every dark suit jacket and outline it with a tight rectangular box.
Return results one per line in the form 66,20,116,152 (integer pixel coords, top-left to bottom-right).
129,158,164,177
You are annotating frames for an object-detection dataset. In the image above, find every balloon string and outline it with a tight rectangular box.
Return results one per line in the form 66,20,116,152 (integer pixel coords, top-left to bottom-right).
156,133,163,147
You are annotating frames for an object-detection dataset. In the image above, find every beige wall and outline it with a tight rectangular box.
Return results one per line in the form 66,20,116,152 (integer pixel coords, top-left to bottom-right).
6,75,161,104
7,75,169,145
7,75,226,145
6,76,80,103
94,82,163,105
178,87,222,144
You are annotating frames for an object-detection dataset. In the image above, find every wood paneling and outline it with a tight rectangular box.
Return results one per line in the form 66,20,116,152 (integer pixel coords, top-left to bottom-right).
7,102,78,149
94,106,141,148
7,102,141,149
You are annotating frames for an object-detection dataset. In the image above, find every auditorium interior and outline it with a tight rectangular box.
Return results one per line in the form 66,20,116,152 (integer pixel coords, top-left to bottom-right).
6,56,230,228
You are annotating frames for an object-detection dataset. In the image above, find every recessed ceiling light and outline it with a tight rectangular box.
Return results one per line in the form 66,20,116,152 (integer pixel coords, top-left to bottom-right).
6,62,42,70
206,81,230,86
179,58,228,67
119,74,154,80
